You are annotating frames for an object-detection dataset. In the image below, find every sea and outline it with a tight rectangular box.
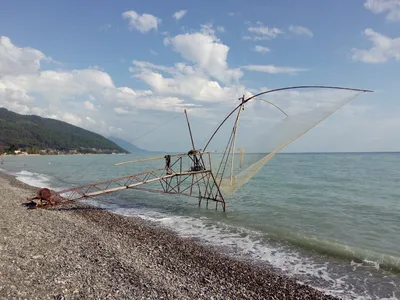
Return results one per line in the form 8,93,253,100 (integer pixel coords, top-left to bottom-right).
1,152,399,300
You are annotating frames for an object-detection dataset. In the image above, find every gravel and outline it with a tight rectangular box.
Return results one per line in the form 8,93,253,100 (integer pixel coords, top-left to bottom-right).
0,172,340,299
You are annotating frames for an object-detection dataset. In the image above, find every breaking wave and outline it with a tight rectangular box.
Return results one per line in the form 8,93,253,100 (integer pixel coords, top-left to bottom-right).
79,200,399,300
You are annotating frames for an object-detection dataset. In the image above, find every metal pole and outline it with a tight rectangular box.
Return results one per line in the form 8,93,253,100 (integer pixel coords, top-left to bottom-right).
230,97,244,186
184,109,196,150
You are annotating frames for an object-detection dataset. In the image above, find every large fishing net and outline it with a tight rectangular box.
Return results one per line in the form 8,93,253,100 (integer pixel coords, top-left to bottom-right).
202,86,372,195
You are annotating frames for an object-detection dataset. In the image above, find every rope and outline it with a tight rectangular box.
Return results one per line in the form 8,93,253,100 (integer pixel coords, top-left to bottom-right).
130,113,184,143
52,100,234,186
199,99,239,148
58,112,185,183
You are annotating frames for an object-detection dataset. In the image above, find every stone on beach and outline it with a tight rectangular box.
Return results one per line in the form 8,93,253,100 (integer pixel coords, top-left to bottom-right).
0,172,339,299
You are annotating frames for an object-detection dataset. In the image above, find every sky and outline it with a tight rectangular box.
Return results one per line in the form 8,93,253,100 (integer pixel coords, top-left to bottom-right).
0,0,399,152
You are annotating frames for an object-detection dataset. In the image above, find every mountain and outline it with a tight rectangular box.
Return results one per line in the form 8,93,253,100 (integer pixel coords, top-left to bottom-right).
0,108,127,153
108,136,148,153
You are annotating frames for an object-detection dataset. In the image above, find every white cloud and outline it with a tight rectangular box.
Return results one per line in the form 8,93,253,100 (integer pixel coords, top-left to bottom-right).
100,24,112,32
114,107,135,115
2,30,385,153
242,64,307,74
0,36,48,76
122,10,161,33
244,23,283,41
0,84,37,115
130,60,246,102
199,23,216,36
86,116,96,124
108,126,123,133
364,0,400,21
163,24,242,83
0,35,199,140
62,112,82,126
352,28,400,63
288,25,313,37
216,26,225,33
252,45,270,54
172,10,187,20
5,68,115,101
104,86,191,112
84,100,95,111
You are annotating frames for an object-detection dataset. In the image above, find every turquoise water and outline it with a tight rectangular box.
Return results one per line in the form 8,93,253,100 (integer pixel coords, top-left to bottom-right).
1,152,399,299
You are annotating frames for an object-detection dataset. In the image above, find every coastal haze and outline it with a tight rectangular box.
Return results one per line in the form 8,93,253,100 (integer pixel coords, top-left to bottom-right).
1,152,399,299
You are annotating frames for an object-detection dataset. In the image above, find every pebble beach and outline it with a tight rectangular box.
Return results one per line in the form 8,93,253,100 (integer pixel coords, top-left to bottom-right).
0,172,340,300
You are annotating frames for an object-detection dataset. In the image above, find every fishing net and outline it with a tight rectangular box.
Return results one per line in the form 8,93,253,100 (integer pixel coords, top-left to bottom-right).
202,87,371,195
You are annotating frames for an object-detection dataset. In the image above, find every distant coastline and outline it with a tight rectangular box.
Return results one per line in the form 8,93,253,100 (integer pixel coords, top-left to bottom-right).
1,150,398,158
1,152,127,157
0,146,127,156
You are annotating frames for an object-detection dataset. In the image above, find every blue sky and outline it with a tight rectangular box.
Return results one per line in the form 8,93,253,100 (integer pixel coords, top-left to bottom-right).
0,0,399,152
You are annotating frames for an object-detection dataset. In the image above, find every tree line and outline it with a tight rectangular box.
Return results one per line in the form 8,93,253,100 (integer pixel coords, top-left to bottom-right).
0,108,128,154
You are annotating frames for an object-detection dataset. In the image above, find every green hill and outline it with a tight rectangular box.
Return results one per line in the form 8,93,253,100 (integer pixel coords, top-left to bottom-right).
0,108,127,154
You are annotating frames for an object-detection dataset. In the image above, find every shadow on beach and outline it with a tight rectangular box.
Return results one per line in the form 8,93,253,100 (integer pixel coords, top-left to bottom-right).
21,200,106,212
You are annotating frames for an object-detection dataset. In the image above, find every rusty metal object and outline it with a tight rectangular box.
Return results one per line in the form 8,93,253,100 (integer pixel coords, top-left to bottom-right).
25,187,68,208
27,152,226,211
37,188,52,200
26,108,227,211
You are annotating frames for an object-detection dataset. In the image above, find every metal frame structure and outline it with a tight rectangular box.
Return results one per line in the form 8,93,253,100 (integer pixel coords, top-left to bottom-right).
27,85,373,212
36,151,226,210
28,110,228,211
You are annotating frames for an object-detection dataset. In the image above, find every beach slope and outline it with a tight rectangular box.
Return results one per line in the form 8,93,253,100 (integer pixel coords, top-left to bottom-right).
0,172,338,300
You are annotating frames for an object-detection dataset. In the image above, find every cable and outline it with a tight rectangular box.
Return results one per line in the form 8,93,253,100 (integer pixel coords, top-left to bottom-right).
54,101,233,185
199,99,239,148
59,112,185,182
130,113,184,143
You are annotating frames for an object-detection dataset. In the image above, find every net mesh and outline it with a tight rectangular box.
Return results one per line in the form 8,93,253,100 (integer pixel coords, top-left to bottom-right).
203,87,370,195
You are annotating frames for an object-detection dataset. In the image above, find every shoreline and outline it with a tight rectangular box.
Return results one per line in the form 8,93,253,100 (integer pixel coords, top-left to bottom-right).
0,172,339,299
1,153,128,157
